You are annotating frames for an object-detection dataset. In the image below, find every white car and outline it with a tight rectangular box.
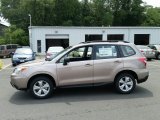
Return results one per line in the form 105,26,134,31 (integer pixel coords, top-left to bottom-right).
45,46,64,61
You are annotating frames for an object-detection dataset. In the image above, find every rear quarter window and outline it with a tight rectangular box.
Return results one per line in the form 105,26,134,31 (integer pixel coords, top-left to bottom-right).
120,45,136,57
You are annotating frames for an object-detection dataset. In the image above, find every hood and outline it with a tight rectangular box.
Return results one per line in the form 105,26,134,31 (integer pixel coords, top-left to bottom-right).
13,54,32,58
18,59,45,67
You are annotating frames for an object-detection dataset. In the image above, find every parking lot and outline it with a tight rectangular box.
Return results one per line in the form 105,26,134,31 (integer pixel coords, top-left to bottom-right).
0,59,160,120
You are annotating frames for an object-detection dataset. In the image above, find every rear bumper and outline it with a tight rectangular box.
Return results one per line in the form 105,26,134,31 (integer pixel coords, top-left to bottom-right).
136,69,149,83
137,75,149,84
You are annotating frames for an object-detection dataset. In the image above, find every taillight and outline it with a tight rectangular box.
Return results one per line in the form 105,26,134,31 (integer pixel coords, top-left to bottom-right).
138,57,147,67
140,50,144,52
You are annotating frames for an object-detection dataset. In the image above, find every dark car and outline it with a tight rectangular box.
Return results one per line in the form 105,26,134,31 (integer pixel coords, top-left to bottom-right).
12,48,36,66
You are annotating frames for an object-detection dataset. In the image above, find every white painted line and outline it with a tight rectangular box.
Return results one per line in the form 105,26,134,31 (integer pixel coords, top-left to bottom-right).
0,64,12,72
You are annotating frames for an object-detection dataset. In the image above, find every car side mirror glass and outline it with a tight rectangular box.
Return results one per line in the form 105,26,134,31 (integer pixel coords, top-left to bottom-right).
63,57,70,66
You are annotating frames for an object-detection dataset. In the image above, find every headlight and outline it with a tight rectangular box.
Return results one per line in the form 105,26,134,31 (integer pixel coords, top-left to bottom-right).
13,67,28,74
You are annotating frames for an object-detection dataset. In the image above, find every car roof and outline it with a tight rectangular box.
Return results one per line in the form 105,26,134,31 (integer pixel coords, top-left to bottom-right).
74,40,133,48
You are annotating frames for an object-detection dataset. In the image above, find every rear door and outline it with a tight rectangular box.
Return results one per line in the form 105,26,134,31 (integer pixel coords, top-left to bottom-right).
93,44,123,84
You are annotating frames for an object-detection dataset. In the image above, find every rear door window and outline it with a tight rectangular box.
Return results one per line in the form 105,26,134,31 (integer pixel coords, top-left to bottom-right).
94,45,118,60
120,45,136,57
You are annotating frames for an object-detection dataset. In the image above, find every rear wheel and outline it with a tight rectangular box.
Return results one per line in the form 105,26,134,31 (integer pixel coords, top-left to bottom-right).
115,73,136,94
29,76,54,99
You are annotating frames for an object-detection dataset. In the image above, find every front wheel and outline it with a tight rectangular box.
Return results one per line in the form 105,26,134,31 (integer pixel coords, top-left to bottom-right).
29,76,54,99
115,73,136,94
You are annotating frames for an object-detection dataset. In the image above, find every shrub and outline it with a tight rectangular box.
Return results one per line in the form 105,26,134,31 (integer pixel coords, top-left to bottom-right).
0,60,3,69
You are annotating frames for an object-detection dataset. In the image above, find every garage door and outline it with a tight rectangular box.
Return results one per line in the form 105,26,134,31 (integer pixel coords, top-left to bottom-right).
45,34,69,51
134,34,150,45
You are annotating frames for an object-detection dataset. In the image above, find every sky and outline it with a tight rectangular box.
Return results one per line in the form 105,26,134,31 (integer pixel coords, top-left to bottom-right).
143,0,160,7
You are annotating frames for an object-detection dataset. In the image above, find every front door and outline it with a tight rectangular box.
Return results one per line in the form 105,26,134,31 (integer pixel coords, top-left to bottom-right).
56,46,94,86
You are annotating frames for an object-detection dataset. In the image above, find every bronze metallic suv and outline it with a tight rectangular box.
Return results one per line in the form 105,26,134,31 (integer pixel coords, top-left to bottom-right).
10,41,149,99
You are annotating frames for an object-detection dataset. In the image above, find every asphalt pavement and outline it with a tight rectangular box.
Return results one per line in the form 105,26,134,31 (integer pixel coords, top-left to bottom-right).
0,60,160,120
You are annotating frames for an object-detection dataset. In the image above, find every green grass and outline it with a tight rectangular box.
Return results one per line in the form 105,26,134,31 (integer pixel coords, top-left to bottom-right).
0,60,3,69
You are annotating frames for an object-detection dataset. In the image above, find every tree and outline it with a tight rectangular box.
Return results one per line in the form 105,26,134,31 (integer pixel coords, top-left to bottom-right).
92,0,113,26
111,0,145,26
3,25,28,45
54,0,81,26
142,7,160,26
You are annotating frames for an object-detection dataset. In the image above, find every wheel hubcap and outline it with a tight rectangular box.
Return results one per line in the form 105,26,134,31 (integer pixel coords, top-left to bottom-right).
33,80,50,97
119,76,133,92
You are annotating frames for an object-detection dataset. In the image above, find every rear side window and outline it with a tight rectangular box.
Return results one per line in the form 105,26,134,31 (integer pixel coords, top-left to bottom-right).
120,45,136,57
94,45,118,59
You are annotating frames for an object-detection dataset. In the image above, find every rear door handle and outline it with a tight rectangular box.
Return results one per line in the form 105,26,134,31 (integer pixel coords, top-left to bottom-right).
85,64,92,67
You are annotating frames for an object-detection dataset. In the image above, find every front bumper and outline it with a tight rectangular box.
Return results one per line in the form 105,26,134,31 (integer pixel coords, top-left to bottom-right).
12,59,33,65
10,74,28,90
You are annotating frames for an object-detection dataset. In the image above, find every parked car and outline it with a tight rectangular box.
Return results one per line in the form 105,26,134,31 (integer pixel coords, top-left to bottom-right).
136,45,156,60
148,44,160,60
12,48,36,66
0,44,19,58
45,46,64,61
10,41,149,99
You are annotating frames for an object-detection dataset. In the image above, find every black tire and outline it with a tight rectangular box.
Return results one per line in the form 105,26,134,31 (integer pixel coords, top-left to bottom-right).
115,73,136,94
29,76,54,99
12,63,16,67
157,54,160,60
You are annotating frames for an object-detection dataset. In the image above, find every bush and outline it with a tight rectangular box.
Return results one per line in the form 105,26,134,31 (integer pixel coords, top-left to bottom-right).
0,60,3,69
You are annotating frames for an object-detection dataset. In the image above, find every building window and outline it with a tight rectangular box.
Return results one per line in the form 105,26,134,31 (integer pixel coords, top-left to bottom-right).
107,34,124,41
134,34,150,45
37,40,41,53
85,34,102,42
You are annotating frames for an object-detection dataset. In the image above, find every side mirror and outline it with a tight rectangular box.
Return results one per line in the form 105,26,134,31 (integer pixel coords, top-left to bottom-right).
63,57,70,66
10,52,14,56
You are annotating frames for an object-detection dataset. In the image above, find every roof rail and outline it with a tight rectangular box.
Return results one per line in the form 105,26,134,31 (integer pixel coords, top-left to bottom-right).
79,40,130,44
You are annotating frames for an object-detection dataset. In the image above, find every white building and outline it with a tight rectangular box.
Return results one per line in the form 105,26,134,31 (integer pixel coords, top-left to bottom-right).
29,26,160,54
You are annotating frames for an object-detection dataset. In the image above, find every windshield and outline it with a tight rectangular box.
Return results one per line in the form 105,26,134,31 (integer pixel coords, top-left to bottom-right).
49,46,72,61
48,47,64,52
15,48,33,54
